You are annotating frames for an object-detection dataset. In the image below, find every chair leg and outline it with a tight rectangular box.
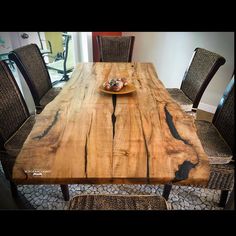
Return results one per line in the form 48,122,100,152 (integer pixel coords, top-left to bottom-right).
51,74,69,86
10,181,18,198
62,74,69,81
224,187,234,210
163,184,172,200
60,184,69,201
219,190,229,208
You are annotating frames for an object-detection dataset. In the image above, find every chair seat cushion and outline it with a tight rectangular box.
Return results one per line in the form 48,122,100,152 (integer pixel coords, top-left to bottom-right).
4,115,36,157
167,88,193,111
195,120,233,164
40,87,61,107
69,194,168,210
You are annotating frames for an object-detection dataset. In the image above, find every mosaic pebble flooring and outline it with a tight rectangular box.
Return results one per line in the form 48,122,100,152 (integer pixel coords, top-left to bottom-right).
15,183,223,210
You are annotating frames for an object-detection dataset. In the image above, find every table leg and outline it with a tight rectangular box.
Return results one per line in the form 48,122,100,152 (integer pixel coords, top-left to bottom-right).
163,184,172,200
10,181,18,198
224,187,234,210
219,190,229,208
60,184,69,201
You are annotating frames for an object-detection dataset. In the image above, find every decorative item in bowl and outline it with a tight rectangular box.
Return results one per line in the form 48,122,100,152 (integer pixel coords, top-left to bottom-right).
99,78,136,94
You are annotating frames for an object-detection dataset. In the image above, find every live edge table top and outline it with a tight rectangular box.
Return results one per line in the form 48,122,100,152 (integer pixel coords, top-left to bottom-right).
12,63,210,185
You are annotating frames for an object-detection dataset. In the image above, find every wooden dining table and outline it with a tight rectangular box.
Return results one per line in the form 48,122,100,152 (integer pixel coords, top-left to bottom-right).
12,62,210,192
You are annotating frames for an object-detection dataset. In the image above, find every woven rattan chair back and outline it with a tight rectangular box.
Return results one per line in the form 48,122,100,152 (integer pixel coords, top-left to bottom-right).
0,61,30,144
212,76,234,155
8,44,52,107
68,194,168,210
180,48,226,109
97,36,135,62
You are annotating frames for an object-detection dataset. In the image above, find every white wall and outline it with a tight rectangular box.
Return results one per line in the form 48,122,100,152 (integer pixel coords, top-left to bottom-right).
123,32,234,112
71,32,82,63
74,32,93,62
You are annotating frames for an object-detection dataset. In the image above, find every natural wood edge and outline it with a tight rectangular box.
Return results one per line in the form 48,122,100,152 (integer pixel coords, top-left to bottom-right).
12,178,209,185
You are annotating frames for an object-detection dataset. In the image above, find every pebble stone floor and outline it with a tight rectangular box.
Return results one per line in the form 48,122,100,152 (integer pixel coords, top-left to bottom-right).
16,183,224,210
0,70,225,210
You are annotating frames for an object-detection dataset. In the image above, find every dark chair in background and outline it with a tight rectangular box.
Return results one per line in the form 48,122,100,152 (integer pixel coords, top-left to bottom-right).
47,34,74,85
8,44,61,114
0,61,69,201
167,48,226,116
96,36,135,62
69,194,169,210
163,75,234,207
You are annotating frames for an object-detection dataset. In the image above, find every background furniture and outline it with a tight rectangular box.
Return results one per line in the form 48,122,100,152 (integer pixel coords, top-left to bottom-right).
47,34,74,85
8,44,62,113
69,194,169,210
0,61,69,201
96,36,135,62
37,32,53,59
167,48,226,115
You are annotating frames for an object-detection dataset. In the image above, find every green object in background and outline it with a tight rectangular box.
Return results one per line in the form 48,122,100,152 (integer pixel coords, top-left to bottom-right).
44,32,64,62
47,34,74,84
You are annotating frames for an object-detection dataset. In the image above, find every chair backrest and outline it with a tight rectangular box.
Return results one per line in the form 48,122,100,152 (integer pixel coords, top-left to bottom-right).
180,48,226,109
0,61,30,147
96,36,135,62
68,194,168,210
212,75,234,155
8,44,52,107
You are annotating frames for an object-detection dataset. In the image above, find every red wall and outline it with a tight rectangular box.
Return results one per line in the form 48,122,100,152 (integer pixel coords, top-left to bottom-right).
92,32,122,62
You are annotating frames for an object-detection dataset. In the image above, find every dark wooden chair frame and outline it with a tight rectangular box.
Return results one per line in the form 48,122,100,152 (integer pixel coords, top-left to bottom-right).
96,35,135,62
180,48,226,111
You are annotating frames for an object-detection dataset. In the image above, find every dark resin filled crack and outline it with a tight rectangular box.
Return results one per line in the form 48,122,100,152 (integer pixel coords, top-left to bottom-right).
164,105,199,182
33,110,60,140
112,94,117,138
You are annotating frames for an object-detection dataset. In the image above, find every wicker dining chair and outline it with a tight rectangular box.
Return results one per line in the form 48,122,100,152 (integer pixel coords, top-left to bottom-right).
96,36,135,62
163,75,234,207
0,61,69,201
167,48,226,116
8,44,62,114
68,194,169,210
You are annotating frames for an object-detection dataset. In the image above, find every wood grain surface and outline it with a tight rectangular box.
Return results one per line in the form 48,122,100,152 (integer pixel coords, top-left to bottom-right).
12,63,209,185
